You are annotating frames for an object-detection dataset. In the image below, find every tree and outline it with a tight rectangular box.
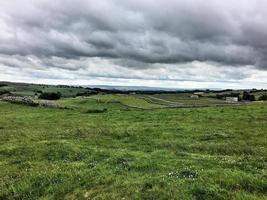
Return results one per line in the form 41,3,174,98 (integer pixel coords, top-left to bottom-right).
242,91,255,101
259,94,267,101
38,92,61,100
249,94,255,101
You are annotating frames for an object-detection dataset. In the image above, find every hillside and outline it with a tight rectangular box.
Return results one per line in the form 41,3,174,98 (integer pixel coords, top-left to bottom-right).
0,83,266,199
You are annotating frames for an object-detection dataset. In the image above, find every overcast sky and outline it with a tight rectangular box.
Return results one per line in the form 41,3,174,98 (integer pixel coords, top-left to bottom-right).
1,0,267,89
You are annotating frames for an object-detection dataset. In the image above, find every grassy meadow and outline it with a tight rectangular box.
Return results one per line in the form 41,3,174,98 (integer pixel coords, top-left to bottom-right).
0,84,267,199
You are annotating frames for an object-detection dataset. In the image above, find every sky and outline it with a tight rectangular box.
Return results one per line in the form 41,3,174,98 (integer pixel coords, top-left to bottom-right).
1,0,267,89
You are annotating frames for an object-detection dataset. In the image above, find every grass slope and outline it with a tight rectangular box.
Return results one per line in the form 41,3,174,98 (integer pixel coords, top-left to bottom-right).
149,94,231,106
90,94,165,109
0,82,90,97
0,100,266,199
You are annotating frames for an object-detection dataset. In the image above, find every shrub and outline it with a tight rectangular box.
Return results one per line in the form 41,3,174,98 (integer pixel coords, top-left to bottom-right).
34,90,43,93
76,91,98,97
84,108,107,113
38,92,61,100
258,94,267,101
0,90,10,95
242,91,255,101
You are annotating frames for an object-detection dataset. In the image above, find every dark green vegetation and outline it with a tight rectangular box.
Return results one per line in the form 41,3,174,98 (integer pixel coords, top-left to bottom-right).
259,94,267,101
39,92,62,100
0,82,267,199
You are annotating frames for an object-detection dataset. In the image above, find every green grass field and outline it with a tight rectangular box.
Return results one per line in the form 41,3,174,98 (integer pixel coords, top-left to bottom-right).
0,95,266,199
90,94,165,109
146,94,232,106
0,82,90,98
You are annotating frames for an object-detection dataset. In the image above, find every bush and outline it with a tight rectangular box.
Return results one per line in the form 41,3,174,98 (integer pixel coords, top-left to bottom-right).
249,95,255,101
76,91,98,97
0,90,10,95
0,84,8,87
242,91,255,101
258,94,267,101
84,108,107,113
38,92,61,100
34,90,43,93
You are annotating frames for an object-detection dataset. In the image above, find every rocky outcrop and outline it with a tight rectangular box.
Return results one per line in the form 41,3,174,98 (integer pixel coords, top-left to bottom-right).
2,96,38,106
38,100,63,108
1,95,66,109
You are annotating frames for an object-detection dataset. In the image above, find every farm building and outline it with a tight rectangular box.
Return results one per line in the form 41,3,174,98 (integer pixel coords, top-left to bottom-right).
193,92,204,96
190,94,199,99
226,97,238,103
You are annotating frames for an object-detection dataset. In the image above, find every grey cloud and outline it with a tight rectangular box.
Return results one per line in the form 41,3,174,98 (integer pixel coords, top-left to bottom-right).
0,0,267,71
0,53,253,84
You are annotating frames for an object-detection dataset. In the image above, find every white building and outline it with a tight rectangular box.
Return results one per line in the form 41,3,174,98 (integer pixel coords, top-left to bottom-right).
190,94,199,99
226,97,238,103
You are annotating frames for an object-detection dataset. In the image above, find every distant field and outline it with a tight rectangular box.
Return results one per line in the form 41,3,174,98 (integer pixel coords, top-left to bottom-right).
0,82,90,97
146,93,232,106
59,97,128,111
0,96,266,199
90,94,165,109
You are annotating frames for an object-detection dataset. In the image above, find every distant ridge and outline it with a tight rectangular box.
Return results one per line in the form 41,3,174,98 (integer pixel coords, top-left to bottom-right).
85,85,222,92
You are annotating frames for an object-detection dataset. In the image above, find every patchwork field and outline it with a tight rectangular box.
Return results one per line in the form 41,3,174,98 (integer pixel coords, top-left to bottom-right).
0,92,267,199
145,93,231,105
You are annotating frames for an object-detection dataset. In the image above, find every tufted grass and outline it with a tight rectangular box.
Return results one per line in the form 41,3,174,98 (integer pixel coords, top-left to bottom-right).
0,99,266,199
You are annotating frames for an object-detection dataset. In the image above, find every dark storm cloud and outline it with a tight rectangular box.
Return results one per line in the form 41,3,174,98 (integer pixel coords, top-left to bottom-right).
0,0,267,70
